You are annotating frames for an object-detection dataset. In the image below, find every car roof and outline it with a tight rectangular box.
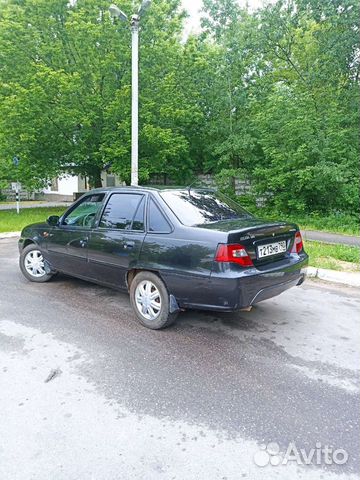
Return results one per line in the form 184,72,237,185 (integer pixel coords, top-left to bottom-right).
89,186,159,193
88,186,216,194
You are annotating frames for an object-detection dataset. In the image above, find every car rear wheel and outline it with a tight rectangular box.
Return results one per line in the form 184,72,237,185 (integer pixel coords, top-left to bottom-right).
129,271,178,329
19,244,55,283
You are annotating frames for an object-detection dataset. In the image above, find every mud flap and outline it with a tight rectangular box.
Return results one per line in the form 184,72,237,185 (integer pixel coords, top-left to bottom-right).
44,259,56,275
169,294,181,313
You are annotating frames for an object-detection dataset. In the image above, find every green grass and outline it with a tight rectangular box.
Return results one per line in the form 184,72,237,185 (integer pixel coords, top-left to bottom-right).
305,240,360,271
0,207,65,233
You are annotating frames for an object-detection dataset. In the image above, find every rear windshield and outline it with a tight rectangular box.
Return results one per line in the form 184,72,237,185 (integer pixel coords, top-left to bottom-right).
160,190,252,226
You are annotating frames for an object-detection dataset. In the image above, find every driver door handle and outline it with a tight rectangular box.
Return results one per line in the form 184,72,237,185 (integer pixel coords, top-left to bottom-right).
80,238,88,248
124,241,135,250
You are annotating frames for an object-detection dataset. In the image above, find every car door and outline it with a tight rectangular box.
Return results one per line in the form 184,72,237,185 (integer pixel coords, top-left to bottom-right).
46,193,105,276
86,192,146,288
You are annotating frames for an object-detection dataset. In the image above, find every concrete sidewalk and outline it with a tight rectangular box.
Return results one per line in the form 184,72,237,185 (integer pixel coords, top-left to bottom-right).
0,201,71,210
302,229,360,247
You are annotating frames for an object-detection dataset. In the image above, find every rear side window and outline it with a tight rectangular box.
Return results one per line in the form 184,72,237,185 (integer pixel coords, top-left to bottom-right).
132,197,145,231
99,193,144,230
148,198,171,233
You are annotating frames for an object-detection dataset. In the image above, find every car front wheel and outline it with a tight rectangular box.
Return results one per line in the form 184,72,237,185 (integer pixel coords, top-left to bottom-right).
129,271,178,329
19,244,55,283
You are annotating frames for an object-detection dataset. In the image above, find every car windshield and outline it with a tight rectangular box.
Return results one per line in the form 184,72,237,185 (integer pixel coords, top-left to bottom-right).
160,189,252,226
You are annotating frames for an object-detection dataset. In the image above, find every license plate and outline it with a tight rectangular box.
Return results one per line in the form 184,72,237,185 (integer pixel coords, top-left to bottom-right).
257,240,287,258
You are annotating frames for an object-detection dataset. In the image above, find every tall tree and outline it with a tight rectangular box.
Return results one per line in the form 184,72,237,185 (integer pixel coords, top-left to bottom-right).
0,0,358,216
249,0,359,213
0,0,199,188
196,0,359,213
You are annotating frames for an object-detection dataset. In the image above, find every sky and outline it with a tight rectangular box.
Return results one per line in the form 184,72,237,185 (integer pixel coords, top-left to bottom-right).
181,0,268,37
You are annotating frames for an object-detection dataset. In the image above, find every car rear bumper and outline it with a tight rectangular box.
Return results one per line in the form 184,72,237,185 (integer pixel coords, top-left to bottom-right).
177,253,308,311
246,274,305,305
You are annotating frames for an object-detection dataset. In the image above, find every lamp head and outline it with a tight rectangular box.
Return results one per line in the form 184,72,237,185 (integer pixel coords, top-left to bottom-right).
138,0,151,17
109,4,128,21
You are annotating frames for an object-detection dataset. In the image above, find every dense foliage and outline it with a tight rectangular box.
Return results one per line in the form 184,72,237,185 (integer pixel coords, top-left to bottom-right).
0,0,359,215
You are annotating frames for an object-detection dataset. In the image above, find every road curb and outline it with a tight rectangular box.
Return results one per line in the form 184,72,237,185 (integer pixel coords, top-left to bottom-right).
0,231,21,239
307,266,360,287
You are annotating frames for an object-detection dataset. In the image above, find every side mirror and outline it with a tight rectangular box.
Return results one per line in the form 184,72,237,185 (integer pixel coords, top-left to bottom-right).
47,215,60,226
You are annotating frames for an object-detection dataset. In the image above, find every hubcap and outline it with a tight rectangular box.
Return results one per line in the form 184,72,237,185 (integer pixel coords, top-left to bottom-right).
24,250,46,278
135,280,162,321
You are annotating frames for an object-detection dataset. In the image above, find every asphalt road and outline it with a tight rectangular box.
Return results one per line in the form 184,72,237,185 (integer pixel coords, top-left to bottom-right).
302,230,360,247
0,238,359,480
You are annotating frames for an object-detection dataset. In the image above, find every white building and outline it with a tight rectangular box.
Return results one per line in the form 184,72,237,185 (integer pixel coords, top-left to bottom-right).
42,172,124,201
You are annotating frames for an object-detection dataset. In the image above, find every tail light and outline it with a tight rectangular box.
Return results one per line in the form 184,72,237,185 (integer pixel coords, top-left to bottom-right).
215,243,253,267
291,231,303,253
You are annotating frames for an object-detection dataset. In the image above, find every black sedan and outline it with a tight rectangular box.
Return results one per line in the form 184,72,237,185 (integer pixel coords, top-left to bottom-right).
18,187,308,329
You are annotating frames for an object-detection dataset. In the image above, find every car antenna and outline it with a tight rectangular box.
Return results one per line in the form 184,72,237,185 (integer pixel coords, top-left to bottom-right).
187,181,197,196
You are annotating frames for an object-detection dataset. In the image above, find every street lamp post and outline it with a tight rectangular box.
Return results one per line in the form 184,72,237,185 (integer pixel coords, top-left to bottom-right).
130,15,139,187
109,1,151,187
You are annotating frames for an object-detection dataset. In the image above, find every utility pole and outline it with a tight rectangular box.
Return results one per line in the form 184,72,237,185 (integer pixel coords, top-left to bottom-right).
109,1,151,186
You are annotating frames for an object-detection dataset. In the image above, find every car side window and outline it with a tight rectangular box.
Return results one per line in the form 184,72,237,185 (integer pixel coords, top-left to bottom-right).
148,198,171,233
132,197,145,231
62,194,105,228
99,193,144,230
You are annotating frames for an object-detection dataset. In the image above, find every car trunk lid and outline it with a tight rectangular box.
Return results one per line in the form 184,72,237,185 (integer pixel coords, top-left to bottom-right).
198,217,298,266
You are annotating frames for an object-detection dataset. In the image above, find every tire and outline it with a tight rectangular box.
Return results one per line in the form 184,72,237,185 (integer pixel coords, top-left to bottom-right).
129,271,178,330
19,244,55,283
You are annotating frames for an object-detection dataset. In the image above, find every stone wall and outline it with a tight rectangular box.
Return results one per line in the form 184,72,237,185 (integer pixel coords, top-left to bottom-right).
148,173,252,195
147,173,267,207
196,174,252,196
1,187,35,201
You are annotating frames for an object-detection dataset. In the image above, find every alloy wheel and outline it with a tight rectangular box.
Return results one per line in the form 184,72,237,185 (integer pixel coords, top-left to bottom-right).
134,280,162,321
24,250,46,278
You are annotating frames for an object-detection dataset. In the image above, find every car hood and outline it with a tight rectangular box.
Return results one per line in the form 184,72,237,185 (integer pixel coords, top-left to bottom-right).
21,222,48,234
